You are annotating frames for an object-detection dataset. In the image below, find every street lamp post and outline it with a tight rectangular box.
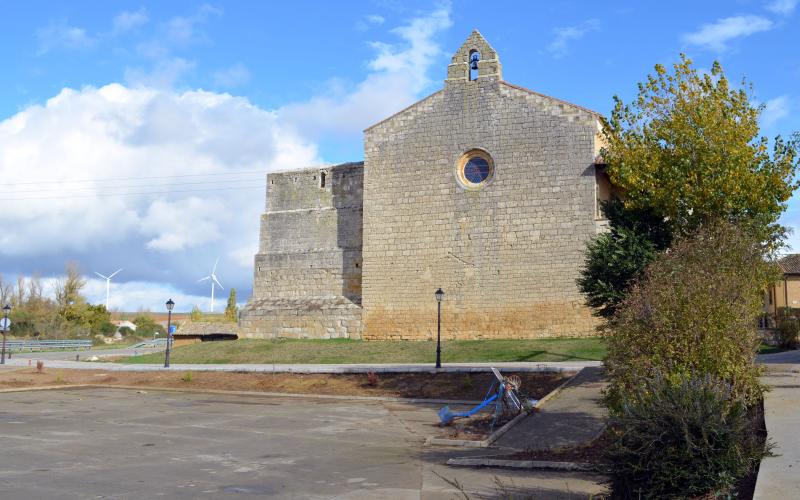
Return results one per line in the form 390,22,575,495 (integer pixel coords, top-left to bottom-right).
164,299,175,368
435,288,444,369
1,304,10,365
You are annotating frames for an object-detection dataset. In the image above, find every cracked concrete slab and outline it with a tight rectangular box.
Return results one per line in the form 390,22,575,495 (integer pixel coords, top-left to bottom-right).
0,387,605,498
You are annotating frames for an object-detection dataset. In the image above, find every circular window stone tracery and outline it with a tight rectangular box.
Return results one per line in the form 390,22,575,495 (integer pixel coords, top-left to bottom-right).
456,149,494,189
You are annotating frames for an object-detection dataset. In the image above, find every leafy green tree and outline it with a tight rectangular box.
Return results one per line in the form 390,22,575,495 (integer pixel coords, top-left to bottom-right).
83,304,114,335
225,289,238,322
603,55,800,245
133,314,165,337
118,326,135,337
578,198,672,318
55,263,87,319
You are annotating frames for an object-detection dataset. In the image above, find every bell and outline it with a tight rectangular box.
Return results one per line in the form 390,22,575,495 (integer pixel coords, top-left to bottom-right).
470,54,479,70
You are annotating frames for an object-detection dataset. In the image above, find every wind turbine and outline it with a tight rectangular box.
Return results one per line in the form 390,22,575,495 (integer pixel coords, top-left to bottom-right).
198,258,224,312
94,268,123,310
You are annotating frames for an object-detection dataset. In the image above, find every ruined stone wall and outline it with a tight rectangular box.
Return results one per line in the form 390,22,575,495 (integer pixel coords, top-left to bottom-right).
361,61,602,340
239,163,364,339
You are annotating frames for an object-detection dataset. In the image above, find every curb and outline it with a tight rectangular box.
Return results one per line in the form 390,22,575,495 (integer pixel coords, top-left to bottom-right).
5,359,596,374
0,382,483,406
445,457,597,472
0,384,95,393
426,369,580,448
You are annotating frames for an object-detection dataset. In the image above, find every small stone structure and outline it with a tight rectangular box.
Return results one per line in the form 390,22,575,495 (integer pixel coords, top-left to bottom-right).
240,31,610,340
173,321,240,347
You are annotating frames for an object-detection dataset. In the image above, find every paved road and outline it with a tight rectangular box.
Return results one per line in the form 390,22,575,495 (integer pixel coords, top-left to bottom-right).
0,387,605,499
758,349,800,364
9,346,162,361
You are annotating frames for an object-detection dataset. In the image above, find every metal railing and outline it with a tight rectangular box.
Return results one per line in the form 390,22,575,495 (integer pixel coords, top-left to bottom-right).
129,339,168,349
3,340,93,352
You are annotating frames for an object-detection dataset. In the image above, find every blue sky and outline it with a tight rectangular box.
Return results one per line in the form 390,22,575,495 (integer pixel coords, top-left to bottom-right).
0,1,798,311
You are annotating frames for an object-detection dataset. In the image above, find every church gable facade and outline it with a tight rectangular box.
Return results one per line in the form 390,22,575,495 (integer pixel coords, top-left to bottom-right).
240,31,607,340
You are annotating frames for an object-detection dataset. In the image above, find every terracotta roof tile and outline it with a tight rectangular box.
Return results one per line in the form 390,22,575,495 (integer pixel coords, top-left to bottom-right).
778,254,800,274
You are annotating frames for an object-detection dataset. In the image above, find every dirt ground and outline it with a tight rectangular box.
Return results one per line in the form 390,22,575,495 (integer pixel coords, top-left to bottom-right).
0,367,572,401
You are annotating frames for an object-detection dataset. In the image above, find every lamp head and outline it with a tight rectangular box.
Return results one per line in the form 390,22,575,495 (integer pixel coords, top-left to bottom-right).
435,288,444,302
166,299,175,312
2,304,10,313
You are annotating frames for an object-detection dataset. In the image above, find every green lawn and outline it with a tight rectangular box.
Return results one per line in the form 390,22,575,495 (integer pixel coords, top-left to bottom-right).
118,338,608,365
757,344,790,355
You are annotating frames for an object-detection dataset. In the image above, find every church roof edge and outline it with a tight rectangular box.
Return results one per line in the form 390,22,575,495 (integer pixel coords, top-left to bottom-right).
266,161,363,176
363,89,444,132
500,81,603,118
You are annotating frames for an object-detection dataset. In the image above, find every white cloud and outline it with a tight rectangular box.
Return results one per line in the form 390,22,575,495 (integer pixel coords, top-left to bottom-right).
82,277,222,312
36,21,94,55
766,0,798,15
547,19,600,58
0,84,318,294
356,14,386,31
279,5,452,140
761,95,793,128
124,5,224,89
212,63,251,88
124,57,196,88
682,15,773,51
164,4,222,46
2,5,453,311
112,9,149,34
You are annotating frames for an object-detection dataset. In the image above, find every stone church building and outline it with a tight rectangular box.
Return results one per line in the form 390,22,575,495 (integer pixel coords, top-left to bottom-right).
240,31,611,341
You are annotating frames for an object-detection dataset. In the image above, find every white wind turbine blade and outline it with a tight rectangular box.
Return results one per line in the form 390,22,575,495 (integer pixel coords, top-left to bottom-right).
108,268,123,279
198,276,211,282
95,272,109,280
212,275,223,290
212,257,219,274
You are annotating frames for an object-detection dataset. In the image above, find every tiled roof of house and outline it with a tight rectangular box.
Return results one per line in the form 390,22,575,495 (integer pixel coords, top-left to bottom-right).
174,321,239,336
778,254,800,274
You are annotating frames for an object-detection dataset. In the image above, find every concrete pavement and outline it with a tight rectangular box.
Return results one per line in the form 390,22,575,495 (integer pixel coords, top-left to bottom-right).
0,387,606,499
754,363,800,500
495,366,607,451
5,354,600,374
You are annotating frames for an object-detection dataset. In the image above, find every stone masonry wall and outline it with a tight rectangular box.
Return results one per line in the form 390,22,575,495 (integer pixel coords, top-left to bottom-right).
361,36,602,340
239,163,364,339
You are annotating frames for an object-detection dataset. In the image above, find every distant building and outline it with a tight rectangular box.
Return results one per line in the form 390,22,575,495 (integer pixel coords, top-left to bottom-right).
112,320,137,332
241,31,613,340
765,254,800,315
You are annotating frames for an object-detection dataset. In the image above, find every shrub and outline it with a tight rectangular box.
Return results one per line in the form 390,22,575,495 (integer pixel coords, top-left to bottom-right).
189,306,203,322
774,311,800,349
118,326,134,337
604,223,777,409
366,371,378,387
578,198,672,319
97,321,116,336
180,371,193,383
604,371,765,499
133,315,165,338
